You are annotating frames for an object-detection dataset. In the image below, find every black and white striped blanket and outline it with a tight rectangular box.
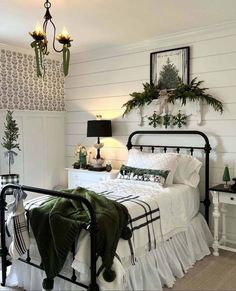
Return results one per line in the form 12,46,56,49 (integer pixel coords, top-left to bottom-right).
24,185,161,259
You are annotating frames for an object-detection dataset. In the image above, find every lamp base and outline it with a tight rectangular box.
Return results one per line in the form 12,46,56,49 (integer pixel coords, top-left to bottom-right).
87,165,106,172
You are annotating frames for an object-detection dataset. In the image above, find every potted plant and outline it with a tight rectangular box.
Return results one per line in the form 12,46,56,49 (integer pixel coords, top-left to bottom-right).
73,144,87,169
1,110,21,187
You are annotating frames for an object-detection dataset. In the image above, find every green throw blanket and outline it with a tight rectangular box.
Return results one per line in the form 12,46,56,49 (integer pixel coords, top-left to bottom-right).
29,187,132,290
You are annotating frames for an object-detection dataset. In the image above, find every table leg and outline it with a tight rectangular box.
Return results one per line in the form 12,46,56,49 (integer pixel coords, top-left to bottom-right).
220,203,227,244
212,191,220,256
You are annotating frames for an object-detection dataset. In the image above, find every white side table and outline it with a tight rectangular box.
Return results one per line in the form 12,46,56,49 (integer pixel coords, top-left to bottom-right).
66,168,119,189
210,184,236,256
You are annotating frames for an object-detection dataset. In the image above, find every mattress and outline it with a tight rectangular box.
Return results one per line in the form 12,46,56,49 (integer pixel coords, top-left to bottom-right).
6,179,207,291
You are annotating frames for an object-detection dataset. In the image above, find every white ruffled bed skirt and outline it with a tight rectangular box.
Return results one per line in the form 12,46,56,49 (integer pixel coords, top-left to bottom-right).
6,213,213,291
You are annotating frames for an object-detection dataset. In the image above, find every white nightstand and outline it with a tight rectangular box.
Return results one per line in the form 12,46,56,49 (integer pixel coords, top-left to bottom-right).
66,168,119,189
210,184,236,256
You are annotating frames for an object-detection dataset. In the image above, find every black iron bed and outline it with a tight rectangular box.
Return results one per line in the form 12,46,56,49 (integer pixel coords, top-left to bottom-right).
0,130,211,290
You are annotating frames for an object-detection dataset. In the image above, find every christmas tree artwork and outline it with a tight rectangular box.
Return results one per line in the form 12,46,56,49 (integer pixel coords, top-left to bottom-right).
1,110,21,175
157,58,181,90
222,165,230,189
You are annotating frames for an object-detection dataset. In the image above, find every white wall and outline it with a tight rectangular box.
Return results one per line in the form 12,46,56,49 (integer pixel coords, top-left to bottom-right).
0,110,66,196
65,22,236,238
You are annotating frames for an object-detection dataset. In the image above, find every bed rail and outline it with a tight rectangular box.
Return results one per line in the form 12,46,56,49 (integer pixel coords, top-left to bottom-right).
127,130,211,224
0,184,99,291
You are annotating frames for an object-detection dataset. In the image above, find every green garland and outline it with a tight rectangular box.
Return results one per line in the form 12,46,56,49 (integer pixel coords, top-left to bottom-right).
168,77,223,113
122,83,159,117
122,77,223,116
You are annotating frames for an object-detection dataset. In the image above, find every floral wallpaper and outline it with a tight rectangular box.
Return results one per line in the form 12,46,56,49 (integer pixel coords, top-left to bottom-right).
0,49,65,111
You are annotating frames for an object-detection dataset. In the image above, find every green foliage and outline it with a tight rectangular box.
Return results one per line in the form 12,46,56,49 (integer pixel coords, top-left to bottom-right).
157,58,181,90
122,77,223,117
168,77,223,114
1,110,20,152
223,166,230,182
122,83,159,117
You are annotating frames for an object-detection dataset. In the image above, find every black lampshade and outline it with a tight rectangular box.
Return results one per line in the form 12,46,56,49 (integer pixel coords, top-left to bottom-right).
87,120,112,137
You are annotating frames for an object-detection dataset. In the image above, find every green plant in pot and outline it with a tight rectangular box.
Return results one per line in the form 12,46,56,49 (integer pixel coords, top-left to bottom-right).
73,144,87,169
1,110,21,186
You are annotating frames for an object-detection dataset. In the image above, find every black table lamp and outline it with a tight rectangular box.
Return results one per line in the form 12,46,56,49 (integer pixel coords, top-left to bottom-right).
87,120,112,161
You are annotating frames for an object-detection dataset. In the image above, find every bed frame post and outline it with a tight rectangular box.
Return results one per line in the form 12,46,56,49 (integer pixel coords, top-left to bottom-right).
88,221,99,291
0,186,9,286
204,142,211,224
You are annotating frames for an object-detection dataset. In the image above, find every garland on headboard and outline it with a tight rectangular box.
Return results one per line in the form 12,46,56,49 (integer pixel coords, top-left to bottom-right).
122,77,223,128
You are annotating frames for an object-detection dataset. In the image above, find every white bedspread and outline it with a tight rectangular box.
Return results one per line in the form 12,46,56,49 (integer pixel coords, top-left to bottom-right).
72,179,200,290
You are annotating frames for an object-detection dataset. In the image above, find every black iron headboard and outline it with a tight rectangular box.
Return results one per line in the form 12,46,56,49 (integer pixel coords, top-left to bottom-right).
126,130,211,224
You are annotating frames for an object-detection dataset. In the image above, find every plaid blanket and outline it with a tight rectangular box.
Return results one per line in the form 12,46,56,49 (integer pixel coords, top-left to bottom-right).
24,181,161,264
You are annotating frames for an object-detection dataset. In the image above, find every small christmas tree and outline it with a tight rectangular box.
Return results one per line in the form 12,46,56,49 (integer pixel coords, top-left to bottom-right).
1,110,21,175
157,58,181,90
223,165,230,189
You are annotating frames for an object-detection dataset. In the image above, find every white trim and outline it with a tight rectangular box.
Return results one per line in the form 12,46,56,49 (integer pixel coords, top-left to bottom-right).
0,42,61,60
0,109,65,116
72,21,236,61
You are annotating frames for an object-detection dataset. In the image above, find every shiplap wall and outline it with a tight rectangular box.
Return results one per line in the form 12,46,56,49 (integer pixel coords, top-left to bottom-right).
65,22,236,238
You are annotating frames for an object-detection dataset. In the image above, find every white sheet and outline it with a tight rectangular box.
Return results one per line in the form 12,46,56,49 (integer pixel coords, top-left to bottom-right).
71,180,200,289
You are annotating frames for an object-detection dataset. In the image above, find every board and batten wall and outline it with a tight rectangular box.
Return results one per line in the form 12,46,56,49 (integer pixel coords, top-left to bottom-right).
65,22,236,238
0,110,65,193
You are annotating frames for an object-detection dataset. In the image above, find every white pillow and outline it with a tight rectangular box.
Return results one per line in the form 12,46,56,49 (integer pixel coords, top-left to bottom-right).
173,154,202,188
127,149,180,185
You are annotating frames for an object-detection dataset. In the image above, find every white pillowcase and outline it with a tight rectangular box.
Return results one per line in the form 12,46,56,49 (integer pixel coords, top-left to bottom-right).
173,154,202,188
127,149,180,185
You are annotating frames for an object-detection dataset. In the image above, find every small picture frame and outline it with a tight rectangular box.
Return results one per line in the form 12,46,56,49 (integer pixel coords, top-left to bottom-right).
150,46,190,90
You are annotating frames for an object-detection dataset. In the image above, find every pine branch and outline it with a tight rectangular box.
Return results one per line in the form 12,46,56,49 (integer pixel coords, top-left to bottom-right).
168,77,223,113
122,83,159,117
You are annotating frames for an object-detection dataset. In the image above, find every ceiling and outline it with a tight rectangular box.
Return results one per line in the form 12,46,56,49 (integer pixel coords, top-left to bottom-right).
1,0,236,53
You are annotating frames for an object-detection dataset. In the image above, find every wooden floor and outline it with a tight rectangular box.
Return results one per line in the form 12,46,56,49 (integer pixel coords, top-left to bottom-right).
1,250,236,290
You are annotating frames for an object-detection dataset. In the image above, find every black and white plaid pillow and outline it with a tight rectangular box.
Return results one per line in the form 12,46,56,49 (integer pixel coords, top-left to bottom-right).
0,174,19,194
1,174,19,186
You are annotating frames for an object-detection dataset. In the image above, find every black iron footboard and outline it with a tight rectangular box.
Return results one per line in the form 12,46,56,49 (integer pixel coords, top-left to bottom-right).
0,184,99,291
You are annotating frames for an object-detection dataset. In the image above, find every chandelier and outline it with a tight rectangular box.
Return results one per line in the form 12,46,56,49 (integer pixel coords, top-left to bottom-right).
29,0,73,77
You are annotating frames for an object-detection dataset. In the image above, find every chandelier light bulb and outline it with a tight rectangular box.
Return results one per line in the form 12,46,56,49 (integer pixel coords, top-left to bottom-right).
61,27,69,38
35,22,44,35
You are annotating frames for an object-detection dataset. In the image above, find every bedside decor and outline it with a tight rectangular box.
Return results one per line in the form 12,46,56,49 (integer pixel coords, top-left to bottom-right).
73,144,87,169
223,165,231,189
1,110,20,189
150,47,190,89
87,118,112,170
29,0,73,77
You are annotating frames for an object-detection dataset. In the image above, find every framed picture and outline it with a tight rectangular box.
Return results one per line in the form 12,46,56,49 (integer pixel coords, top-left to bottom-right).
150,46,190,90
